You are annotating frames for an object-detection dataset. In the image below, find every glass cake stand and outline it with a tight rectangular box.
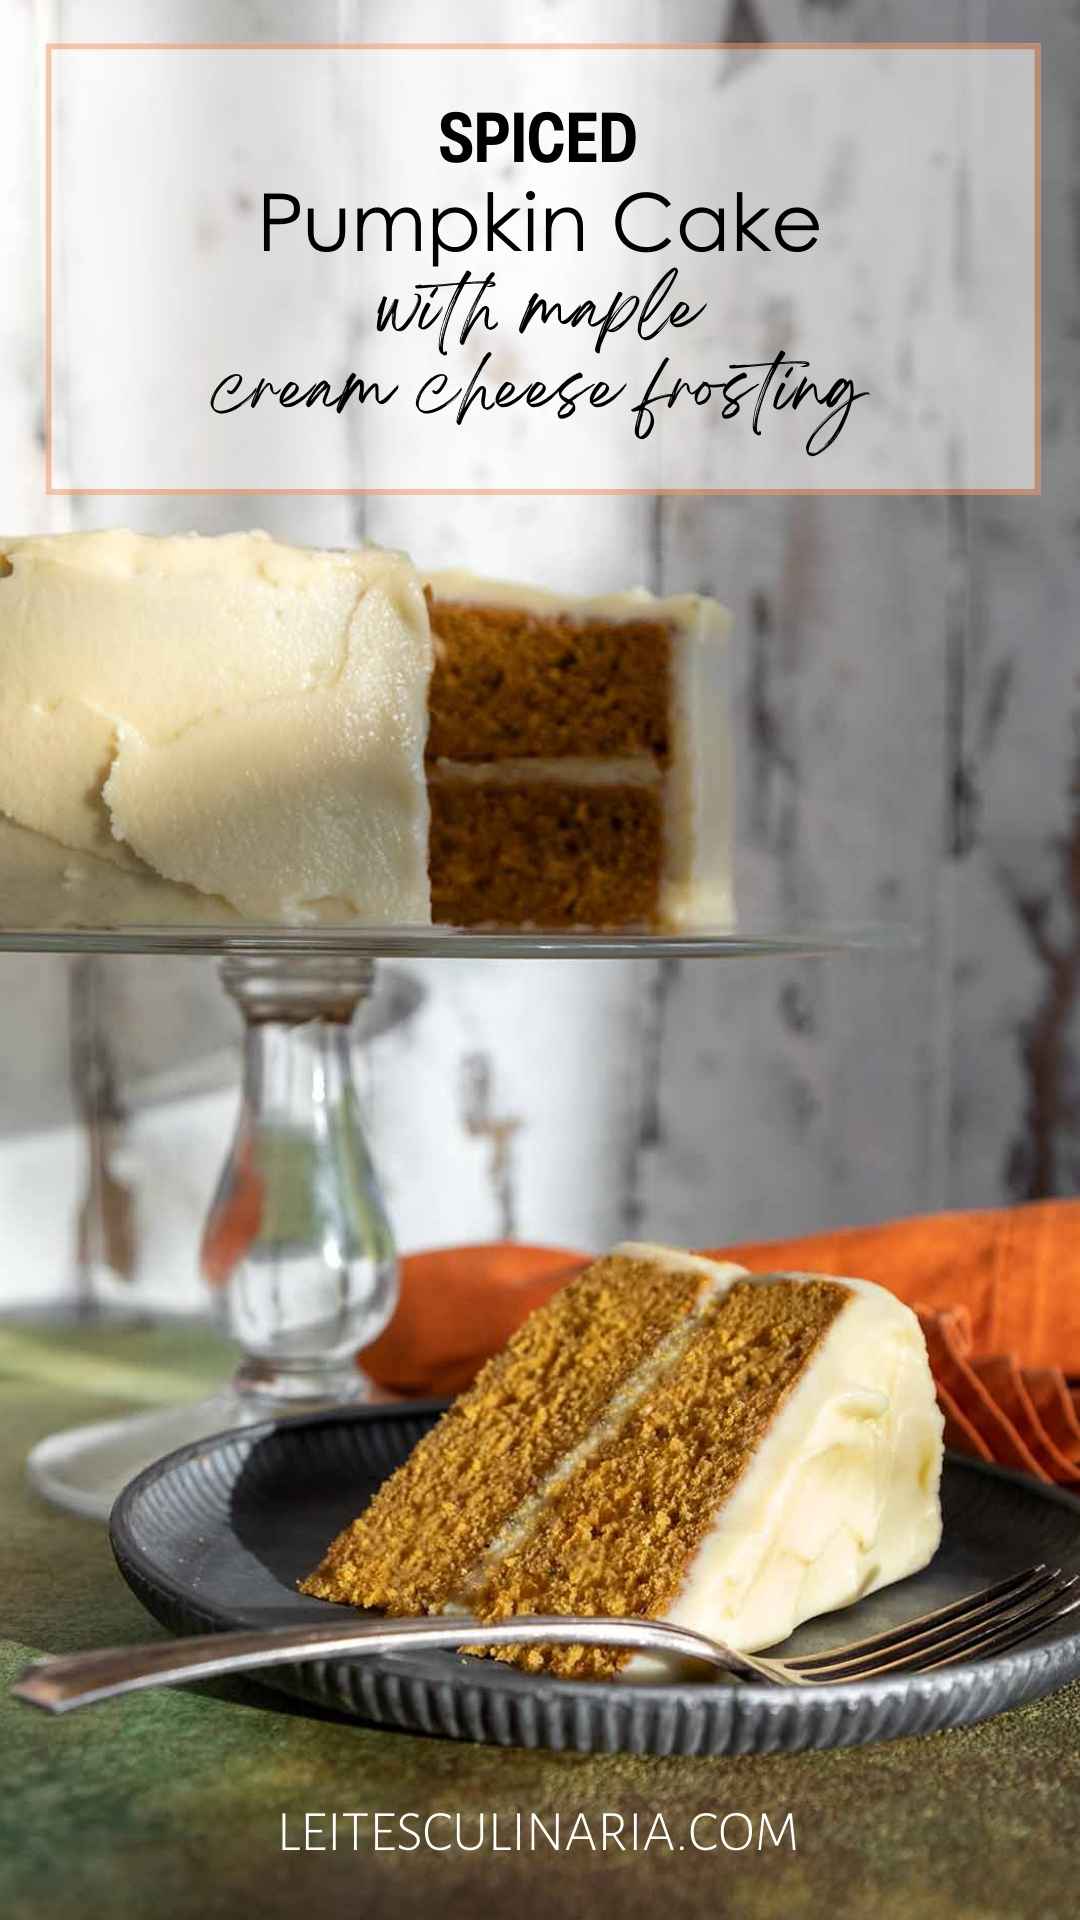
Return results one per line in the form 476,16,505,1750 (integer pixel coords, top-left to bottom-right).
0,920,904,1520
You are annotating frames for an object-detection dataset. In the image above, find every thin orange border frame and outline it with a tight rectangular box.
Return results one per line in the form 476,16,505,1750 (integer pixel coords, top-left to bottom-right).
44,40,1043,498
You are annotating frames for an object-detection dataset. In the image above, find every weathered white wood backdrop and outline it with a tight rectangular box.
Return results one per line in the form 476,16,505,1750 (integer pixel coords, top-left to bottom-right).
0,0,1076,1311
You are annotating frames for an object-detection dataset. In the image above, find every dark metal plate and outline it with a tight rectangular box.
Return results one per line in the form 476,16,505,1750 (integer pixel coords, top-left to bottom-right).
109,1404,1080,1756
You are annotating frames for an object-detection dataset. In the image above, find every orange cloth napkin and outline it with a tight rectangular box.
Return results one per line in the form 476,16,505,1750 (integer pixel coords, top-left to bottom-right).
360,1201,1080,1486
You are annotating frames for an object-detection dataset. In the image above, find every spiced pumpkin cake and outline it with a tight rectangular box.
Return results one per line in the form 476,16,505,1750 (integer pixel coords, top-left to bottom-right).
0,532,732,932
301,1243,945,1679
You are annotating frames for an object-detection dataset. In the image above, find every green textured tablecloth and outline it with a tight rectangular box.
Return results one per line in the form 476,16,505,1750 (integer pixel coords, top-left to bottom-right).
2,1320,1079,1920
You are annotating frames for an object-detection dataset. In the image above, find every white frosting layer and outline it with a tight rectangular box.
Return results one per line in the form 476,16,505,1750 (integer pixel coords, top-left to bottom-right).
609,1240,745,1286
426,572,734,929
0,530,434,925
427,570,714,630
429,756,663,789
0,812,241,929
629,1272,944,1674
663,596,734,929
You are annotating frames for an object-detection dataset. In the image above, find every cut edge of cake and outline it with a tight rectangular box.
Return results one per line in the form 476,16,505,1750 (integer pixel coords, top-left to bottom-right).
425,573,734,931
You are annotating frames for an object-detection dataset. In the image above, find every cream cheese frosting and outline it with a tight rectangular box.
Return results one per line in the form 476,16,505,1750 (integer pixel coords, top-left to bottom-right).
627,1270,945,1674
0,530,434,925
0,812,241,929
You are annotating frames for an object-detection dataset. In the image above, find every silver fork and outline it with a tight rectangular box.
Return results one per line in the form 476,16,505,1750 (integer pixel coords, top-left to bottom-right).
13,1564,1079,1713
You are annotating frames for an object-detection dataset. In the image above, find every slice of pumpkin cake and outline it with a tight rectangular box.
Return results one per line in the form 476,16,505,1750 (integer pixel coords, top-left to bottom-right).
302,1244,944,1678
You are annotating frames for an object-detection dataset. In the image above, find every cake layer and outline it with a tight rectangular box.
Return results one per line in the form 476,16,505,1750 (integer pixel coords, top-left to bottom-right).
301,1246,740,1614
428,771,664,927
0,530,433,925
427,593,672,763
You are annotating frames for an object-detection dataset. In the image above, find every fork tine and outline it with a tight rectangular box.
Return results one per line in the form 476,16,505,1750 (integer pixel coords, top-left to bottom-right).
784,1565,1054,1674
920,1588,1080,1672
799,1572,1079,1682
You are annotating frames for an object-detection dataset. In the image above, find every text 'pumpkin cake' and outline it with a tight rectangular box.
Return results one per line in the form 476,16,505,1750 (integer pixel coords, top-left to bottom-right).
302,1244,945,1678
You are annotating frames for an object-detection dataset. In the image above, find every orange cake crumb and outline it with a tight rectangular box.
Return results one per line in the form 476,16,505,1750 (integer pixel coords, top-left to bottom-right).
428,777,664,928
301,1253,712,1614
427,601,672,763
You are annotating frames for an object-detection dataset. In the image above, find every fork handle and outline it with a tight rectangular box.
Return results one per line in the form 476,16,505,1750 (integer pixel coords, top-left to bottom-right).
12,1614,762,1712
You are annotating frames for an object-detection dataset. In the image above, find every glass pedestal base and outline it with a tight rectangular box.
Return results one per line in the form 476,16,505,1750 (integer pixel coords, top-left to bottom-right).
25,1374,384,1523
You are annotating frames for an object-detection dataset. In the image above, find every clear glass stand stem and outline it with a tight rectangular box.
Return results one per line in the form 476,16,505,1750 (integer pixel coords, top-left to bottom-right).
26,955,398,1521
204,954,397,1404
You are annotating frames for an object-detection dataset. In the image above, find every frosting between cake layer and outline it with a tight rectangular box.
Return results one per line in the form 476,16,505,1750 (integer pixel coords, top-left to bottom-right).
428,756,664,788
